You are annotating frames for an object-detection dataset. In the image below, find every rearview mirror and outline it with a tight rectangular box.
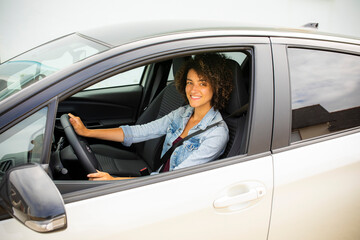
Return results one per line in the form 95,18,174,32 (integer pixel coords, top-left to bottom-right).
0,163,67,232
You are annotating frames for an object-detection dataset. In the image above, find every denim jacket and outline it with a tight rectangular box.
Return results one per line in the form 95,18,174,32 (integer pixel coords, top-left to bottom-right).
121,105,229,172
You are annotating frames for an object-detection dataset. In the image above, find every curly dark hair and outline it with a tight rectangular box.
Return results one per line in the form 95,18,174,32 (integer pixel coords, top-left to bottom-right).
175,53,233,111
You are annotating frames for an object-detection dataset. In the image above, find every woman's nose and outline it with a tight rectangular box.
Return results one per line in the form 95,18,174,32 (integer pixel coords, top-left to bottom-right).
190,83,200,92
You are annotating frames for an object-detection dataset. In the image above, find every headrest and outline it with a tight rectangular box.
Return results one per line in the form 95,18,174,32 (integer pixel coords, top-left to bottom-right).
224,59,249,114
172,57,191,77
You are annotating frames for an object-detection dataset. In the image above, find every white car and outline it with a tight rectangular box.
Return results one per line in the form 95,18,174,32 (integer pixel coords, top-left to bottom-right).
0,21,359,239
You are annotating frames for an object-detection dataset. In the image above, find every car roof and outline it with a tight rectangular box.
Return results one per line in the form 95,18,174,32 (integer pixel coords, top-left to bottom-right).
78,20,360,47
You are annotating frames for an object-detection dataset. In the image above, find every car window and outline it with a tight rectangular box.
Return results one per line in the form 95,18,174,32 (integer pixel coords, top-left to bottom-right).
0,107,48,181
0,34,109,101
53,50,253,186
85,66,145,90
288,48,360,142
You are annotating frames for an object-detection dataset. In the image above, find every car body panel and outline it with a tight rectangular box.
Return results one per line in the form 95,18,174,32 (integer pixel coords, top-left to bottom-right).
79,20,360,48
269,36,360,239
0,155,273,240
269,131,360,240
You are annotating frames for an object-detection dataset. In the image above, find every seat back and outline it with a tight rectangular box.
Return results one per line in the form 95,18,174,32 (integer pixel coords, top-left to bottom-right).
134,58,187,170
221,59,249,158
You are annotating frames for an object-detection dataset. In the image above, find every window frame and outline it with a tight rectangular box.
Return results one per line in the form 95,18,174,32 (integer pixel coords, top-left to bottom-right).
271,37,360,152
55,37,273,202
0,34,274,203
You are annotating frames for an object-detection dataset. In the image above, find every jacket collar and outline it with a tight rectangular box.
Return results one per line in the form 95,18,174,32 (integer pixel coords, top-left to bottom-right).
181,105,218,130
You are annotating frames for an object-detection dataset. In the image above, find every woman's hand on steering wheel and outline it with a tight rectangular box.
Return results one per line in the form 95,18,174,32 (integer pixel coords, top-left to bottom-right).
62,113,131,180
68,113,88,137
60,114,99,174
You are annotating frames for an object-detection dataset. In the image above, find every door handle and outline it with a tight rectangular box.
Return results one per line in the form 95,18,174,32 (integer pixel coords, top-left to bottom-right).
213,187,266,208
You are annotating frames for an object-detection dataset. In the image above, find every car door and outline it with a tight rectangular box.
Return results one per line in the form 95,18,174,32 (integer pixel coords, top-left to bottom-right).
0,156,273,240
269,37,360,239
0,35,274,239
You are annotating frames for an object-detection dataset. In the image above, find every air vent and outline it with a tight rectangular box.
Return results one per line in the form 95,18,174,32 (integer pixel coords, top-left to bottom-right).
0,159,14,173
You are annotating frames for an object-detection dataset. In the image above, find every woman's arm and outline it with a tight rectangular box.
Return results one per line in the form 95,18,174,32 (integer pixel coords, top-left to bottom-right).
120,107,180,146
68,113,125,142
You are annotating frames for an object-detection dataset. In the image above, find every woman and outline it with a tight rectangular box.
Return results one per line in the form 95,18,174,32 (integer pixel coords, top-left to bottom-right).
69,53,233,180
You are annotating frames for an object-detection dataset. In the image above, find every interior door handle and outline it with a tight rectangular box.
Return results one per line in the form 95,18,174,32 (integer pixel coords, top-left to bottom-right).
213,187,266,208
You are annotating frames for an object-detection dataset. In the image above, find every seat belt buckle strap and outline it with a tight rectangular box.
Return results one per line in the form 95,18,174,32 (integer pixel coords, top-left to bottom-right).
139,167,151,176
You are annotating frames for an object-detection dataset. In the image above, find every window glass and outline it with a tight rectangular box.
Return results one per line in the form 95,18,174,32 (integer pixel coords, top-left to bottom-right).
85,66,145,90
0,34,109,101
0,108,48,181
289,48,360,142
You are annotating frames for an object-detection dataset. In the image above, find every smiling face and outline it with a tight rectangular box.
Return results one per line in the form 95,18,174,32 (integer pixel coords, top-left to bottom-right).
185,69,214,112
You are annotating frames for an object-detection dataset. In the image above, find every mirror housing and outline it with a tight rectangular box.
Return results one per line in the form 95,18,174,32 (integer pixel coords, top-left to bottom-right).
0,163,67,232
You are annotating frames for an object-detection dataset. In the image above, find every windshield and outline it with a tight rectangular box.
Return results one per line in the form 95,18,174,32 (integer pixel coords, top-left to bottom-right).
0,34,109,101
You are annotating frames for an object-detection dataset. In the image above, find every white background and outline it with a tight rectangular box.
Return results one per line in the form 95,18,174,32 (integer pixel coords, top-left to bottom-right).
0,0,360,62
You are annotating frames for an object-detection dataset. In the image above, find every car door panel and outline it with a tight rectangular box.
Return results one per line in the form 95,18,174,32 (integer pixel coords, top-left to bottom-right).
0,34,276,238
269,38,360,239
57,85,143,128
269,132,360,240
0,155,273,240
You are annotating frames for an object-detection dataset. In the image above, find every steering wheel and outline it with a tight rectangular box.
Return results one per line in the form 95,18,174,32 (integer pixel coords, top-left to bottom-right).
60,114,99,174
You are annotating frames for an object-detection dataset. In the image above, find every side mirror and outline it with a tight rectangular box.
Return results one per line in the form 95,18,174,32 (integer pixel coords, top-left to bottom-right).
0,163,67,232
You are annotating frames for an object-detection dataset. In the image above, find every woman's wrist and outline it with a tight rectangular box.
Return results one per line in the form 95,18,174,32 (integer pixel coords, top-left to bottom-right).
83,128,93,138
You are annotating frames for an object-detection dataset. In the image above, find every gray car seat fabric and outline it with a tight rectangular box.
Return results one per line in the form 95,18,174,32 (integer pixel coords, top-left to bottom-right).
220,59,249,158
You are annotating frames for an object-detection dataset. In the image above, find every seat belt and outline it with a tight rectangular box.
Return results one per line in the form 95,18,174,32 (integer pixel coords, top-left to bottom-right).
140,103,249,175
